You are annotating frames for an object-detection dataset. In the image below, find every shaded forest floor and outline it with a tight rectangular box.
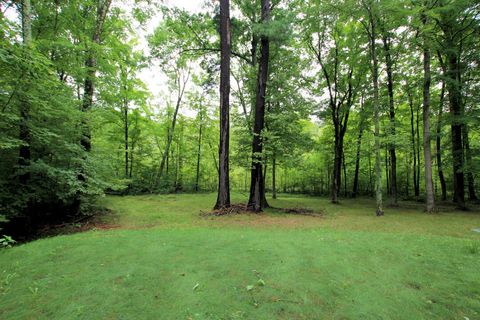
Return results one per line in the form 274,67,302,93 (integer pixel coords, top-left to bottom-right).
1,193,479,319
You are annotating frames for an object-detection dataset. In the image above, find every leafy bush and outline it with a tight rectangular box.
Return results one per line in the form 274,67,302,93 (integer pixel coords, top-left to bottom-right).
0,235,16,248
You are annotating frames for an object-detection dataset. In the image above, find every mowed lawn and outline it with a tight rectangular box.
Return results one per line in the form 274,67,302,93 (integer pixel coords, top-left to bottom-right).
1,193,480,320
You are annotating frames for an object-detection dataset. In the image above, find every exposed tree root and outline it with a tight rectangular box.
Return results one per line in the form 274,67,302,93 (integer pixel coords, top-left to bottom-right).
201,205,323,218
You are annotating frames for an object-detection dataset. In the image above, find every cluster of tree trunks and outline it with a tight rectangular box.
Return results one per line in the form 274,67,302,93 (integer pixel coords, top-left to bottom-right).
247,0,271,211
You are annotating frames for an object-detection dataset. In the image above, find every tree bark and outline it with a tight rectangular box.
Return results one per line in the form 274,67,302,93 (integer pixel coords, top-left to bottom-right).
382,35,397,205
247,0,270,212
332,133,343,203
408,88,419,198
446,51,465,208
422,39,435,212
81,0,112,152
352,117,364,197
215,0,231,209
364,1,384,216
156,72,188,188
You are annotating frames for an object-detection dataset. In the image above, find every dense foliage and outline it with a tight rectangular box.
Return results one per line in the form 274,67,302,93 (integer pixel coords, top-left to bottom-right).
0,0,479,234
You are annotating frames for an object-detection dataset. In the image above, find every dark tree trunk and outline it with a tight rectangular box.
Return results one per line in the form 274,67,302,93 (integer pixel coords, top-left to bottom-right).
382,35,397,205
332,133,343,203
247,0,270,212
446,51,465,208
215,0,231,209
352,122,364,197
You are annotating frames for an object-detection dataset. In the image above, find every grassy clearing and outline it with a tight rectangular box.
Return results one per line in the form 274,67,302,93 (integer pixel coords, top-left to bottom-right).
1,193,480,320
99,193,480,238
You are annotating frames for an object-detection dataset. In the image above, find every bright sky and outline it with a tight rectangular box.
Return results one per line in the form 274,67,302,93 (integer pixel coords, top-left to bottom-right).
2,0,207,117
136,1,206,116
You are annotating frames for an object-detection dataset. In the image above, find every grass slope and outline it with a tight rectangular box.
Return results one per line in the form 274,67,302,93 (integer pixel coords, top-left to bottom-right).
1,193,479,320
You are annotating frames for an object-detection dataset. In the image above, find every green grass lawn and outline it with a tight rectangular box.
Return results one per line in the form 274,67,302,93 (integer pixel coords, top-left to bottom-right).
1,193,480,319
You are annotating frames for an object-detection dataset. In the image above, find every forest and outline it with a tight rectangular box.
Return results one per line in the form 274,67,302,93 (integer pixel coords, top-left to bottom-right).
1,0,479,229
0,0,479,319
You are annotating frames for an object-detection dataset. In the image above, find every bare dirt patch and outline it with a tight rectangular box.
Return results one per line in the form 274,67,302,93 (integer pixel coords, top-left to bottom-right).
37,209,121,237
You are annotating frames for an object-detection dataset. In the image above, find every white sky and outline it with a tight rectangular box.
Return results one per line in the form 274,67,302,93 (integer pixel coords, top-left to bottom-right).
135,1,206,117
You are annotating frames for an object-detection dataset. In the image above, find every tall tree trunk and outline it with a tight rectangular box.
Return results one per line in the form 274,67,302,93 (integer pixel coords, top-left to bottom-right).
422,39,435,212
408,89,418,198
158,105,178,185
331,132,342,203
463,126,477,201
215,0,231,209
365,2,384,216
446,51,465,208
247,0,270,211
81,0,112,152
382,35,397,205
436,66,447,201
156,72,188,188
352,121,364,197
18,0,32,186
195,108,203,192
